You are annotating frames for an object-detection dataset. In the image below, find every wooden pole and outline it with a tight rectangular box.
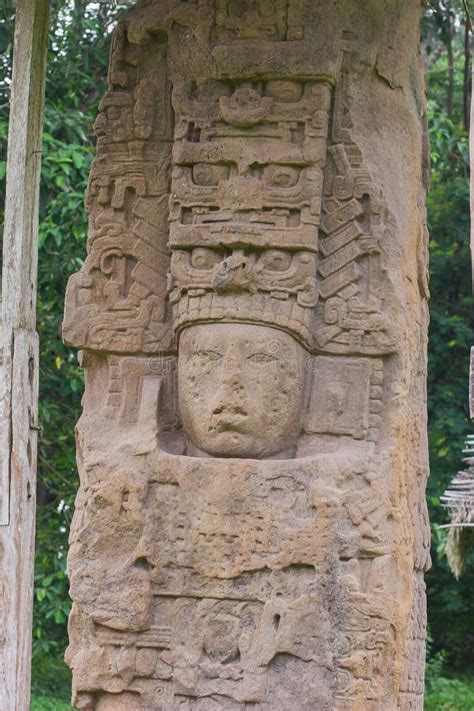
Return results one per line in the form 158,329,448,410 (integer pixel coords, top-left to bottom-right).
0,1,50,708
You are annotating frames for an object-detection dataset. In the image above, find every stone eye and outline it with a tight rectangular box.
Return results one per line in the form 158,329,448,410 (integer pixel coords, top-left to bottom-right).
247,353,276,364
192,163,229,186
261,250,292,271
199,350,222,362
264,165,299,188
191,248,221,270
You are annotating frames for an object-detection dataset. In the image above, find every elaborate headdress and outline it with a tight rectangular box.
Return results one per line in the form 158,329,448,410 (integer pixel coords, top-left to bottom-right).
168,246,318,349
167,80,329,350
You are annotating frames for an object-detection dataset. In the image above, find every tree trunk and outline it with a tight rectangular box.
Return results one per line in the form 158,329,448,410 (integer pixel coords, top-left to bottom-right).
447,31,455,120
463,16,471,133
63,2,431,709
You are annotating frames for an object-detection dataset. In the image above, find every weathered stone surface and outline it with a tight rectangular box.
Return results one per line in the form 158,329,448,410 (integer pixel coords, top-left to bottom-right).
63,1,430,708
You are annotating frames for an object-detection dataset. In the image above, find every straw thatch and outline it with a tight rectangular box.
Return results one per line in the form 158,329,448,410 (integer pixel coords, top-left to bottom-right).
441,435,474,578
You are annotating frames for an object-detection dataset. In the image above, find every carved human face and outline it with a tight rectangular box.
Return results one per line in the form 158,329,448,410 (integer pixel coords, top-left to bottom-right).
178,323,307,458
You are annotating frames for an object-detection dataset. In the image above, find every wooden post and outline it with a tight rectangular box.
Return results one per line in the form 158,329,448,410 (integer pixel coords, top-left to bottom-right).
0,1,50,708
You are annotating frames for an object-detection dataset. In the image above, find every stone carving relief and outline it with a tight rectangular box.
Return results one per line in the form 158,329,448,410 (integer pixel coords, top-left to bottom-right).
63,1,430,709
63,31,173,354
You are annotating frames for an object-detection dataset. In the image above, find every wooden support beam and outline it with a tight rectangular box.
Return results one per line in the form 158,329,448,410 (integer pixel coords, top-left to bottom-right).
0,1,50,708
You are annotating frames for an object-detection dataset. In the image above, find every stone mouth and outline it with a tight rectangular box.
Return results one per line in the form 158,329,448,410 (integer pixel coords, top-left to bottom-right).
211,407,249,432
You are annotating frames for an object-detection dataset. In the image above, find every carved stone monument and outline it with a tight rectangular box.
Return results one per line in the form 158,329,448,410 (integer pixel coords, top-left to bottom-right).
63,1,431,708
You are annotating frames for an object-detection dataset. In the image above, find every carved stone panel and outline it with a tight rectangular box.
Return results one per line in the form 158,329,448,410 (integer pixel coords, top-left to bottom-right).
63,1,430,709
305,356,382,441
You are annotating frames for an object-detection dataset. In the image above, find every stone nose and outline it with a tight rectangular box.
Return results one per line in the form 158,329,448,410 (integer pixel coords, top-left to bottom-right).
211,352,245,397
221,361,243,388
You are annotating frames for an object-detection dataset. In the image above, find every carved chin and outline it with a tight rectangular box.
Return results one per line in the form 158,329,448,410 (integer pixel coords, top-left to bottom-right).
199,430,261,458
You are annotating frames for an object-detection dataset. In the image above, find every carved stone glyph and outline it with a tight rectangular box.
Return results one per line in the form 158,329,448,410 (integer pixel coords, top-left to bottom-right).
63,1,430,708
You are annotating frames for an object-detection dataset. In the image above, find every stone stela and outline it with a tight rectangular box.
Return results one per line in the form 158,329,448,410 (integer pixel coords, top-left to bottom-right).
63,1,431,709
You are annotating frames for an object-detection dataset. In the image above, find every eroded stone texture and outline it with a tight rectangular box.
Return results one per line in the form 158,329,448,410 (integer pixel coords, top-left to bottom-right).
63,1,430,708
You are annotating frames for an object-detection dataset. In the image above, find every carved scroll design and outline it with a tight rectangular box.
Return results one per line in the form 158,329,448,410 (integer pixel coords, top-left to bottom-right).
314,43,395,356
63,24,174,354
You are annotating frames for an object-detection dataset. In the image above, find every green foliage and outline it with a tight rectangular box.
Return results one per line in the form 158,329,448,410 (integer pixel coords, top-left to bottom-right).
31,696,73,711
424,636,474,709
425,647,447,689
424,675,474,711
423,9,474,672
